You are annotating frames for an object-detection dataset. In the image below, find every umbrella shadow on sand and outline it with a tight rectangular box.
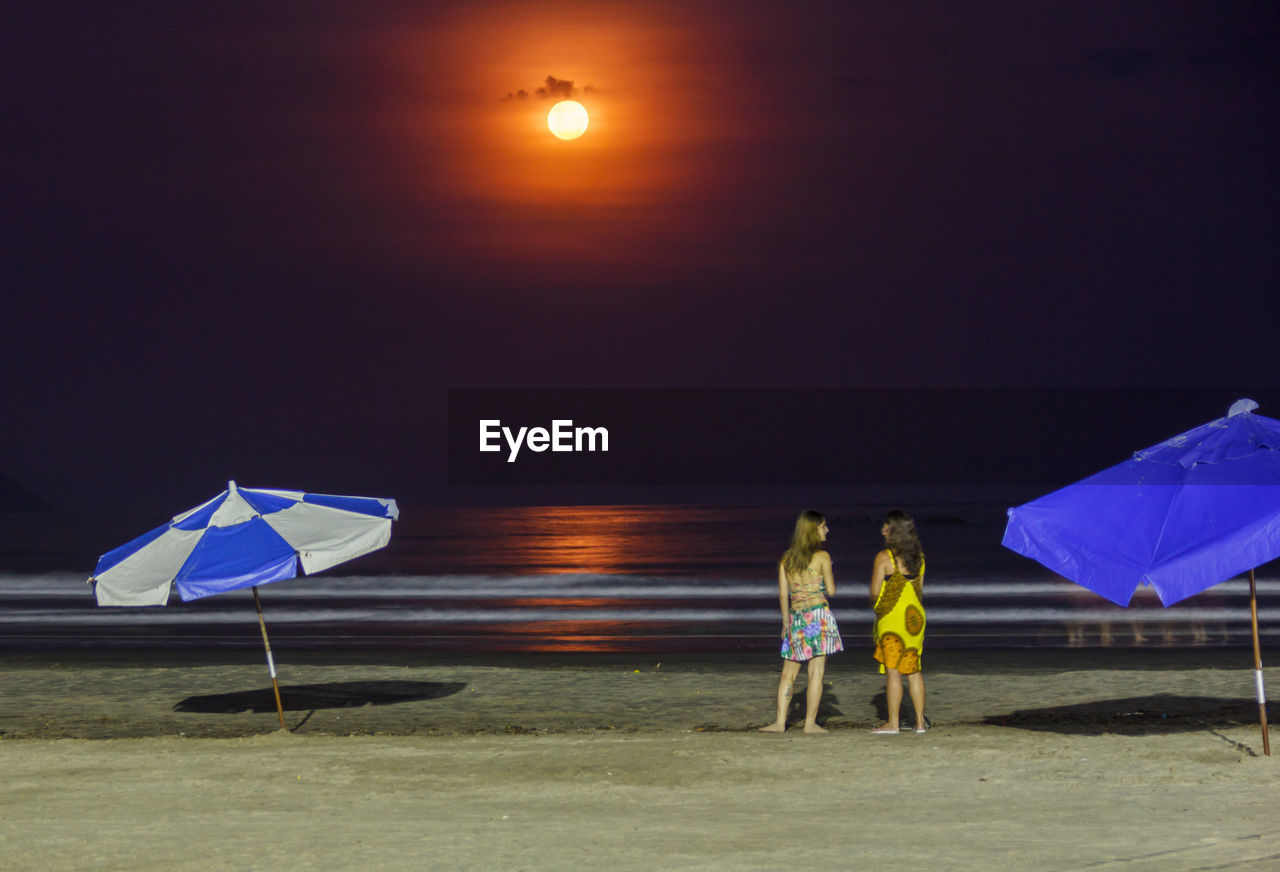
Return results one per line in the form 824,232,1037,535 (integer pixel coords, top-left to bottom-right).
174,680,467,714
982,693,1269,736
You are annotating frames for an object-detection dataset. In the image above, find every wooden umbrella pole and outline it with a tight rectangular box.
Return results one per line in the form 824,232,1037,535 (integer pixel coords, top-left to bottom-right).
252,586,288,731
1249,569,1270,757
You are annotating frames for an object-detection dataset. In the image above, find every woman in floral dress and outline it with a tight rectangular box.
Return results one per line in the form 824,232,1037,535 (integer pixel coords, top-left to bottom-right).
759,510,843,734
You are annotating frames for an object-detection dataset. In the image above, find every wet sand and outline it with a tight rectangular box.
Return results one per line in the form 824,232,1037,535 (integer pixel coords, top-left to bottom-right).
3,648,1280,870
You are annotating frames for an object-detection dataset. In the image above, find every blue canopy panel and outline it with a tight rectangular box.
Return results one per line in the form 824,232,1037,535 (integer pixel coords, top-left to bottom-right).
1147,484,1280,605
1183,447,1280,485
174,517,298,601
303,493,397,518
1137,412,1280,468
93,520,171,577
238,488,301,517
1003,484,1180,606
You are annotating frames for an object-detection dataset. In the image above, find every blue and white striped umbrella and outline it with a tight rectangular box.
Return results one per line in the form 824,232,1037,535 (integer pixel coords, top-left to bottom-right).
91,481,400,607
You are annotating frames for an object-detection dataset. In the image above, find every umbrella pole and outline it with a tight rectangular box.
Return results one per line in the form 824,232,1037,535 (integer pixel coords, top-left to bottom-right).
1249,569,1270,757
252,586,288,731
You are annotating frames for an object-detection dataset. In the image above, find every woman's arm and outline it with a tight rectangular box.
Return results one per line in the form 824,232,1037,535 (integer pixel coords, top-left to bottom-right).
777,561,790,634
818,551,835,598
870,550,890,605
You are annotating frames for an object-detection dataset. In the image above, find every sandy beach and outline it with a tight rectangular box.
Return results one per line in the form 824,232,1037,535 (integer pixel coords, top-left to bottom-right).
2,647,1279,870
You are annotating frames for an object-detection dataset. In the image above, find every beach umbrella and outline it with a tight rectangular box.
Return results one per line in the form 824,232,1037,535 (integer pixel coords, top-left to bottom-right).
89,481,399,729
1002,399,1280,754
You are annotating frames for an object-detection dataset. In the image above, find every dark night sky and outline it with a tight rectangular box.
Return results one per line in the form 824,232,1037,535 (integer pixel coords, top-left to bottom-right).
3,1,1278,513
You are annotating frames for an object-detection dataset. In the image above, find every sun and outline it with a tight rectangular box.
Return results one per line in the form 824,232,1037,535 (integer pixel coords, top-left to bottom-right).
547,100,589,140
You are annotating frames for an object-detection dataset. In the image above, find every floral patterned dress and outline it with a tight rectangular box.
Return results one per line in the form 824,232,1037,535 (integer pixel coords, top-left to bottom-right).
780,564,844,662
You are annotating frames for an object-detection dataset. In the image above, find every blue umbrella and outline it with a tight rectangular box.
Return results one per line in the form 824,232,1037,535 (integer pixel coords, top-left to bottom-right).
89,481,399,728
1003,399,1279,754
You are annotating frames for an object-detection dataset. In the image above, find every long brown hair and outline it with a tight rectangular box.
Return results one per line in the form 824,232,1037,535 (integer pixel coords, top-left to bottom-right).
781,510,826,576
884,510,924,577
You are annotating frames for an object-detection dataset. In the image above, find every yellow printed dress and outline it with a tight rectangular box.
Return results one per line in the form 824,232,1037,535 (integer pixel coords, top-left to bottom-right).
873,552,925,675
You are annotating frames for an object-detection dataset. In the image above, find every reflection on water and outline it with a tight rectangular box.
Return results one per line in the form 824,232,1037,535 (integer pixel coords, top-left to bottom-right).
2,503,1279,653
387,504,784,576
492,506,656,575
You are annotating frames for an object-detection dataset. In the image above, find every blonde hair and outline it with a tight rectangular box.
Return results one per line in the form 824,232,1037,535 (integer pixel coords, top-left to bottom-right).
781,510,825,576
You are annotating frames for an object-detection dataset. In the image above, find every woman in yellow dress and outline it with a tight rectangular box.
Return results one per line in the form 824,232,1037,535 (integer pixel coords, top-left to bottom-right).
759,510,843,734
870,510,927,734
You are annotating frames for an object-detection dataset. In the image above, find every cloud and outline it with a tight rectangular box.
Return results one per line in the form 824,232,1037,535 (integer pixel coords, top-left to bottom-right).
505,75,580,101
536,75,576,99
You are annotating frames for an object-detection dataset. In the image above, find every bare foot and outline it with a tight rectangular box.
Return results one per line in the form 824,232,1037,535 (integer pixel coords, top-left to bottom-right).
758,722,786,733
803,723,828,734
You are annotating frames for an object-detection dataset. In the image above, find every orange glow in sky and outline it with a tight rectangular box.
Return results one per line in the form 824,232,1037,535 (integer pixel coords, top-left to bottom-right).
372,1,759,276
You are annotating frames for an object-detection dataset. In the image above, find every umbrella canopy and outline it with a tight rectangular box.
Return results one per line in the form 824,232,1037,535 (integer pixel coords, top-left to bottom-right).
91,481,400,606
1002,399,1280,607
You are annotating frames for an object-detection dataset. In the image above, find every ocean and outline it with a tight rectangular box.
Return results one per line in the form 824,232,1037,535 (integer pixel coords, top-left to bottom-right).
2,503,1277,654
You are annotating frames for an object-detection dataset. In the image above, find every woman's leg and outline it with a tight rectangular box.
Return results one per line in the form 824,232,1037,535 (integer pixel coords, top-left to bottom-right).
879,668,903,730
759,659,802,732
907,671,926,730
803,655,828,733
